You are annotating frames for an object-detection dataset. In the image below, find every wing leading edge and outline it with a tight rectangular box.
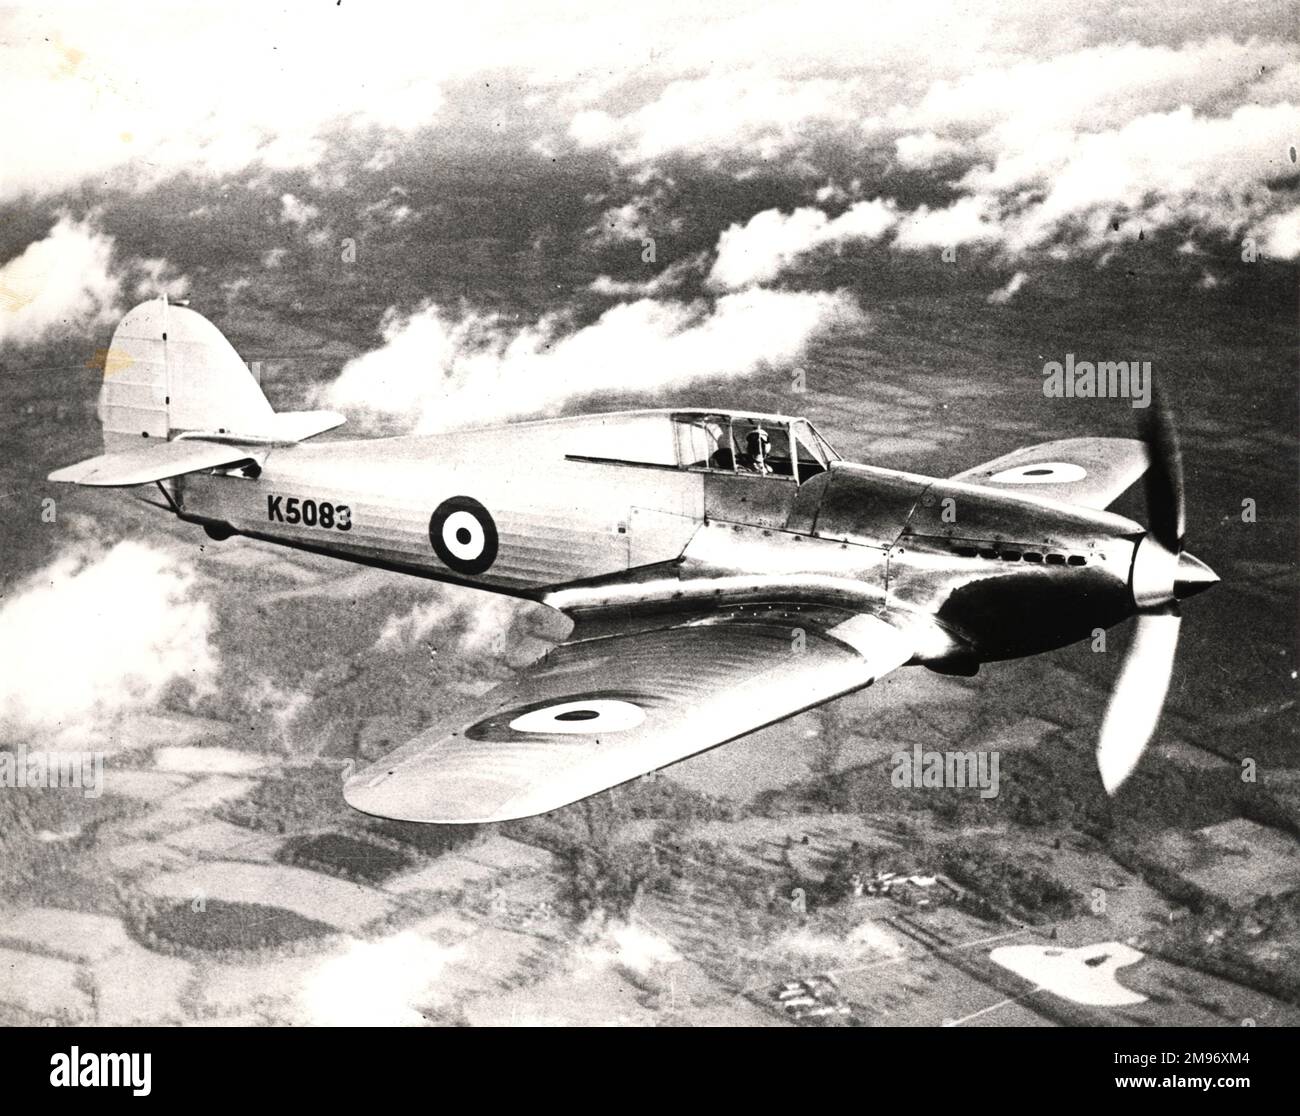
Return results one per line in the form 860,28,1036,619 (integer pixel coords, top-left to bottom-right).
344,608,915,824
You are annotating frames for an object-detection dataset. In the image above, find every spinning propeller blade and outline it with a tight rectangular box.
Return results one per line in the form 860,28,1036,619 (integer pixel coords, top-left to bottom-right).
1138,382,1185,550
1096,387,1215,794
1097,607,1181,794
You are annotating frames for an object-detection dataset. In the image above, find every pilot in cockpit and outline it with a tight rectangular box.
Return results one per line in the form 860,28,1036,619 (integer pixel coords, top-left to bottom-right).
736,427,772,475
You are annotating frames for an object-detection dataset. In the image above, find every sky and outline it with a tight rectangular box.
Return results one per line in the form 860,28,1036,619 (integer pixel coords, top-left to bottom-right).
2,4,1295,242
2,2,1295,354
3,2,1293,413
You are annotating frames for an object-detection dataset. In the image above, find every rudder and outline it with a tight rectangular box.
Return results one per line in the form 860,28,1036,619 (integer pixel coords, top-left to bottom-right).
99,297,276,451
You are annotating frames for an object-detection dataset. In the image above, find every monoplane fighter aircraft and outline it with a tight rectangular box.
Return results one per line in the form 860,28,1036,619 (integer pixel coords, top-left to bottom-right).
50,299,1219,822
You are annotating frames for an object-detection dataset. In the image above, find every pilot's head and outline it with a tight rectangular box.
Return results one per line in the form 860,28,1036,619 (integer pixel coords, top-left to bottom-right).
746,428,769,460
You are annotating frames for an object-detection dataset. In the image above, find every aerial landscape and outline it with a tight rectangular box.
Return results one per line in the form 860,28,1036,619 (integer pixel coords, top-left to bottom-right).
0,2,1297,1029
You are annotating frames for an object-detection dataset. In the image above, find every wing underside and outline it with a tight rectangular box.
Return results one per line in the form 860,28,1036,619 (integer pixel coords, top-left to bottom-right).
344,607,915,823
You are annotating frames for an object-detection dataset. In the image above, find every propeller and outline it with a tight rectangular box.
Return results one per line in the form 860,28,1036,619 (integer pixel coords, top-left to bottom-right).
1095,386,1218,794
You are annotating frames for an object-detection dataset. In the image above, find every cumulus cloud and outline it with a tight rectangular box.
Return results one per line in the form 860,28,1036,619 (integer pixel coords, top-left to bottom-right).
970,101,1300,252
359,189,415,231
565,21,1297,172
987,271,1028,305
565,26,1300,262
3,6,1295,227
132,256,190,301
0,542,216,738
900,37,1300,147
575,920,681,978
776,920,905,968
586,191,683,247
589,254,706,297
0,7,453,199
570,71,865,164
299,932,462,1026
375,587,528,658
1254,205,1300,260
587,199,653,244
709,200,898,289
4,5,1293,303
6,5,933,195
894,196,1002,251
894,132,964,170
814,180,861,205
322,287,864,432
244,675,312,746
0,6,1293,280
0,218,189,346
279,193,320,227
0,217,120,346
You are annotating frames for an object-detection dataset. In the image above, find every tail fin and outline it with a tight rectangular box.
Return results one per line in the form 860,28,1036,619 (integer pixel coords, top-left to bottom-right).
99,297,343,451
50,298,343,486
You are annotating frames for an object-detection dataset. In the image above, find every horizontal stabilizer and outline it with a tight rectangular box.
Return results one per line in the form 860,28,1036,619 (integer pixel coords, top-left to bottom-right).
184,410,346,446
47,439,255,487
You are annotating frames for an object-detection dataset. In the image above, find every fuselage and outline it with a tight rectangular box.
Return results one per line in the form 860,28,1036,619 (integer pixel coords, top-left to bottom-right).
171,409,1149,669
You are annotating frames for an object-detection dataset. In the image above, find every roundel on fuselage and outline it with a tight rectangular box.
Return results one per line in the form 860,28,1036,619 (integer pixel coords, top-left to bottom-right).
429,495,498,575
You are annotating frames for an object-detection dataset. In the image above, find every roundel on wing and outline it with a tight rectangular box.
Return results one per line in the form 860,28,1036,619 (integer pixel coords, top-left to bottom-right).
509,699,646,734
987,461,1088,484
463,692,658,742
429,495,498,575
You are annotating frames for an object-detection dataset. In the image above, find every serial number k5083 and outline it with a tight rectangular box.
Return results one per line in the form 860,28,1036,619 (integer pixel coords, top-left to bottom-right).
267,495,352,531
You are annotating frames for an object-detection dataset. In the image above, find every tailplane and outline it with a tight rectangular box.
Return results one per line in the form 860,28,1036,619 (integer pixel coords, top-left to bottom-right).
50,297,343,487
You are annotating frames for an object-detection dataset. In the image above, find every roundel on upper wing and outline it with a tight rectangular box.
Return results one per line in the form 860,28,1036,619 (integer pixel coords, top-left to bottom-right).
464,691,659,742
429,495,498,575
987,461,1088,484
508,699,647,735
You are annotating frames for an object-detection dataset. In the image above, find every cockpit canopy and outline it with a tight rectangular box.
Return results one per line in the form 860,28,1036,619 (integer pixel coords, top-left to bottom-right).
565,409,840,483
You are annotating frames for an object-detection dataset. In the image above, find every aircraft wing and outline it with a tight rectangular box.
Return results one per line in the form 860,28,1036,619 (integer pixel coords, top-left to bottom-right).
951,437,1149,510
344,608,915,824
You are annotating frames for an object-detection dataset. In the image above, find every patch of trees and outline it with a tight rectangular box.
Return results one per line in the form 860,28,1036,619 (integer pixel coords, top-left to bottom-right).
218,764,482,861
749,735,1300,854
0,784,128,902
136,898,333,957
561,841,670,921
276,832,413,884
1147,889,1300,1006
936,840,1081,924
217,764,354,834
